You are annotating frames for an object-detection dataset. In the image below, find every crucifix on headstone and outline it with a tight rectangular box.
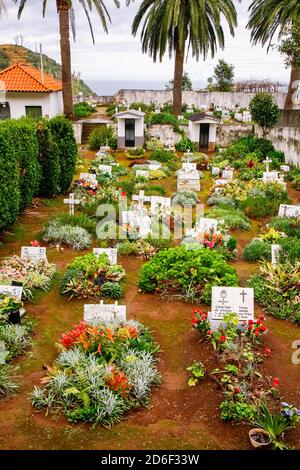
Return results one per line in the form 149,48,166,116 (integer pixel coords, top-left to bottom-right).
63,193,81,216
240,290,248,303
263,157,272,174
132,190,151,210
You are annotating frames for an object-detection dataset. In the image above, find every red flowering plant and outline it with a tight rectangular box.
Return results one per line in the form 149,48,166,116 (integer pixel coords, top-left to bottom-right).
245,315,268,344
197,228,223,250
59,321,88,349
30,240,40,247
192,308,210,335
105,368,131,396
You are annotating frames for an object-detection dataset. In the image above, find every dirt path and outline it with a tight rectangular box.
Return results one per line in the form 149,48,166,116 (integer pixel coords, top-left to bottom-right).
0,149,299,450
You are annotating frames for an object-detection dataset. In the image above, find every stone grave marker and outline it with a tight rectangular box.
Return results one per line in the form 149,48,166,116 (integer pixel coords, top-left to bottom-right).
64,193,81,215
80,173,97,184
209,286,254,330
280,165,290,172
150,196,171,215
182,162,197,171
0,285,23,300
222,170,234,180
278,204,300,218
177,169,200,191
136,170,149,179
149,161,162,171
263,171,279,182
198,218,218,233
99,164,112,175
132,190,151,208
0,341,8,365
93,248,118,265
84,301,126,324
21,247,47,263
211,167,220,177
271,244,282,265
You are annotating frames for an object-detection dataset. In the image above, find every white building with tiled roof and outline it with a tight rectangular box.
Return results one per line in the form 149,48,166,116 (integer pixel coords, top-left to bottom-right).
0,62,63,120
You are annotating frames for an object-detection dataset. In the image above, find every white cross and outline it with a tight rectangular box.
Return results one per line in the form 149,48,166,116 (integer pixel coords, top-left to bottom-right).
63,193,80,216
263,157,272,174
132,190,151,209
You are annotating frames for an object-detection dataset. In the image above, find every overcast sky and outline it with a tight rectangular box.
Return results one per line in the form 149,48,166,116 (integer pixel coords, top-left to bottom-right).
0,0,289,87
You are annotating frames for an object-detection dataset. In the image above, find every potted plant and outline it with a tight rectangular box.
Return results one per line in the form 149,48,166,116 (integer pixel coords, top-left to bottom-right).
249,428,272,448
0,294,23,324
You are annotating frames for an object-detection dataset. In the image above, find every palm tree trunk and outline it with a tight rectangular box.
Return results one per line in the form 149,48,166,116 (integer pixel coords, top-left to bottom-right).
57,0,74,119
173,45,185,116
284,65,300,110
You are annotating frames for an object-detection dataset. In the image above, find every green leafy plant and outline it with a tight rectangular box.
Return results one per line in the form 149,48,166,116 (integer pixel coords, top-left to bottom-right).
175,137,196,152
243,239,272,262
187,362,205,387
43,220,92,251
88,125,117,150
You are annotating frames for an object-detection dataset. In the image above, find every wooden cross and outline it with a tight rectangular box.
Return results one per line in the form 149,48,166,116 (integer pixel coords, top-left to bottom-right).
63,193,80,216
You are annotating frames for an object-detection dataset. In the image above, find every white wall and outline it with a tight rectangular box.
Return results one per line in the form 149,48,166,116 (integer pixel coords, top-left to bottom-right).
189,121,217,142
6,91,63,119
117,117,144,137
115,90,287,110
255,126,300,167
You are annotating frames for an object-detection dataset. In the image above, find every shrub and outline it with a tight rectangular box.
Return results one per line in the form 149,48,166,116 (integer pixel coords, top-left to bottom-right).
0,124,20,232
146,112,178,126
151,149,176,163
241,196,288,218
128,147,145,157
49,116,78,193
31,319,160,426
269,217,300,239
43,221,92,250
118,240,139,256
138,246,238,303
0,323,32,360
145,185,166,196
49,214,97,235
36,120,60,197
248,262,300,323
1,118,41,211
207,194,236,208
88,125,117,150
209,207,251,231
243,239,272,262
74,101,96,118
60,253,125,300
100,281,123,299
149,169,167,180
279,238,300,264
0,365,19,397
176,137,196,152
172,190,199,207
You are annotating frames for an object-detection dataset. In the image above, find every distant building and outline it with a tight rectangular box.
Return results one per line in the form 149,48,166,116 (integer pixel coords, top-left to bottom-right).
0,63,63,120
115,109,145,148
189,112,219,152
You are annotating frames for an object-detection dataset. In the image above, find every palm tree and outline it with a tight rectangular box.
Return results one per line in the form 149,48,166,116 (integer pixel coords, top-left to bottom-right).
14,1,121,118
248,0,300,110
132,0,238,116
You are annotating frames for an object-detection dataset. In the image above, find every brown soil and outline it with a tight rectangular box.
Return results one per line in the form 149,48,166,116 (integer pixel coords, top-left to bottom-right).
0,147,299,451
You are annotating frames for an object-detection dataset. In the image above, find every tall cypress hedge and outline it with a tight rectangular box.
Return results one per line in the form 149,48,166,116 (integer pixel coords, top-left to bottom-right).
2,118,41,211
0,125,20,232
36,120,60,197
49,116,78,193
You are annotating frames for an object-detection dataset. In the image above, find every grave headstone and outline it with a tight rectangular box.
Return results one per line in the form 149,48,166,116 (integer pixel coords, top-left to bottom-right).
93,248,118,265
177,169,201,191
150,196,171,215
182,162,197,171
80,173,97,184
263,157,272,174
84,301,126,324
64,193,81,216
198,218,218,233
212,167,220,177
278,204,300,219
136,170,149,179
0,341,8,365
271,244,282,265
0,285,23,300
222,170,234,180
132,190,151,208
263,171,279,182
280,165,290,172
149,161,162,171
21,247,47,263
99,164,112,175
210,286,254,326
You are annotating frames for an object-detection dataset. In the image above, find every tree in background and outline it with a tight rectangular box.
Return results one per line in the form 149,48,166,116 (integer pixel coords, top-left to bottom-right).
207,59,235,92
278,22,300,108
249,92,281,138
165,72,193,92
132,0,238,116
248,0,300,110
14,0,122,119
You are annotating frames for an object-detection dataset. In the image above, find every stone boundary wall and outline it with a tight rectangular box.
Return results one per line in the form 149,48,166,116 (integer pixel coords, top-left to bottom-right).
255,126,300,167
113,89,287,110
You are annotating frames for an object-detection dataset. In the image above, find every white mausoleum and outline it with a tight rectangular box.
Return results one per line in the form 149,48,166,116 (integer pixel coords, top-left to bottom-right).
189,112,219,152
115,109,145,148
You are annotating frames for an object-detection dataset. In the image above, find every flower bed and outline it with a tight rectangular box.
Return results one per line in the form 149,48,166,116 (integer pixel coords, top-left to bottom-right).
138,246,238,303
31,318,160,427
0,256,56,300
191,309,300,449
60,253,125,300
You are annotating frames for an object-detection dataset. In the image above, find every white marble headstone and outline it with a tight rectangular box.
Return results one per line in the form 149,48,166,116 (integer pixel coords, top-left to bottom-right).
149,161,162,171
212,167,220,177
182,163,197,171
21,247,47,263
80,173,97,184
278,204,300,219
99,165,112,175
222,170,234,180
136,170,149,179
0,285,23,300
280,165,290,172
84,301,126,324
93,248,117,265
211,286,254,323
271,244,282,265
198,218,218,233
150,196,171,215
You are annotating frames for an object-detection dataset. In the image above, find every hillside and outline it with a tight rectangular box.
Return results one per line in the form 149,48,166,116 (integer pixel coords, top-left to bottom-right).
0,44,95,96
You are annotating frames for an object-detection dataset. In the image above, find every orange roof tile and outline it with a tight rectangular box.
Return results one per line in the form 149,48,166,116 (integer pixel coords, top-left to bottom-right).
0,62,62,93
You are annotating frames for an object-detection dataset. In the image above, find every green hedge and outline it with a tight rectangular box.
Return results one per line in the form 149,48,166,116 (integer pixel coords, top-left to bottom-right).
49,116,78,193
1,118,41,211
0,116,77,233
0,125,20,232
36,120,60,197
